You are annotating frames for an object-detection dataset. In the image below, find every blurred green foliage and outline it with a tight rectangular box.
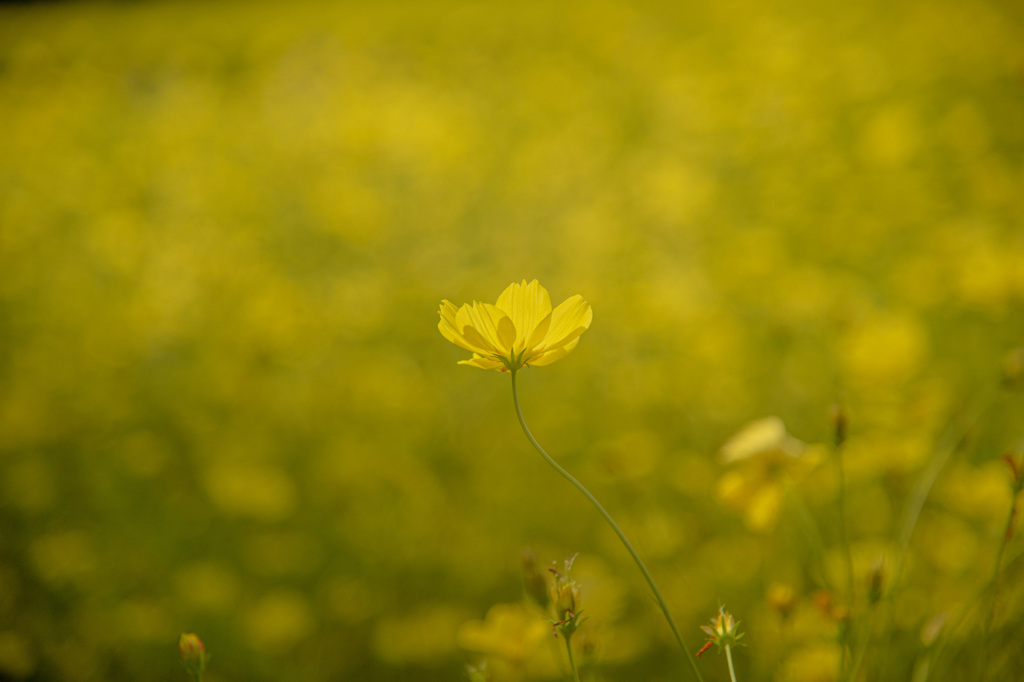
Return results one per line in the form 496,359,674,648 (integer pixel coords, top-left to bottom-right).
1,0,1023,680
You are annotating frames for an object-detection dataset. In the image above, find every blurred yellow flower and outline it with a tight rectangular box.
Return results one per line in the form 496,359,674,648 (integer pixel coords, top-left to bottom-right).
439,279,592,372
456,603,549,663
715,417,822,531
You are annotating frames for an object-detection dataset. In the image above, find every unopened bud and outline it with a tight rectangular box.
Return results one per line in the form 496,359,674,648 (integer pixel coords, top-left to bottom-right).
921,614,946,648
813,589,850,623
812,589,834,615
829,400,848,447
178,633,207,679
1003,453,1024,490
1002,347,1024,389
700,606,745,651
467,661,491,682
868,559,886,605
547,554,585,638
767,583,796,620
553,580,581,619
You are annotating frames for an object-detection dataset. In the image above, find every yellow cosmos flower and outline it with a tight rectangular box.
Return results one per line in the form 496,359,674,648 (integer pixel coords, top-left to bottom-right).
438,279,593,372
715,417,823,531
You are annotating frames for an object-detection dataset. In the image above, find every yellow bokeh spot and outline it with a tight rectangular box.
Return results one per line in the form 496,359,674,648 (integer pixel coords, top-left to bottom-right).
29,531,97,588
597,429,662,480
777,643,840,682
0,631,35,680
243,589,316,651
116,599,170,642
174,561,241,614
919,513,982,576
371,605,465,665
456,603,548,663
204,463,297,521
860,106,919,167
2,458,56,513
243,532,322,577
840,313,928,388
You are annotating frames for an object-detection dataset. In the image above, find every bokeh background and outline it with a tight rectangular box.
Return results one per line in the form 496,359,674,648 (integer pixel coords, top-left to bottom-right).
1,0,1023,680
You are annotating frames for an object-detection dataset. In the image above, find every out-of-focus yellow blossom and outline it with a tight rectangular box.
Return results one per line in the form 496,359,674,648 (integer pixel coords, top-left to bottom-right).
0,631,36,679
370,605,465,665
777,643,840,682
767,583,797,619
456,603,549,664
438,280,592,372
715,417,823,531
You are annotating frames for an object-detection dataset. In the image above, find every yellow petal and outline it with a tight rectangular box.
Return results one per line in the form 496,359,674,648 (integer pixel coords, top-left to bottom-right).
540,295,592,352
439,301,490,355
459,355,506,371
457,302,507,354
528,337,579,366
484,303,517,353
525,311,552,351
496,280,552,350
745,485,783,531
719,416,788,464
715,469,755,507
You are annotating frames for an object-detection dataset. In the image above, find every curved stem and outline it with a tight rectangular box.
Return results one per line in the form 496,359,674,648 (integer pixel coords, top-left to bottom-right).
511,371,704,682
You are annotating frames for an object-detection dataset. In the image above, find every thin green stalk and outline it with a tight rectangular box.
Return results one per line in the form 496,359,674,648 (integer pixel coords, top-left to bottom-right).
725,644,738,682
511,370,705,682
785,480,832,592
836,440,855,682
878,391,997,678
564,635,581,682
847,600,878,682
979,461,1022,682
926,545,1024,681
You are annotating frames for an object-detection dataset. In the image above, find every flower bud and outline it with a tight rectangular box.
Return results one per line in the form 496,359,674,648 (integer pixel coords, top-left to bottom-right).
867,559,886,605
1002,347,1024,389
700,606,744,651
920,614,946,648
829,400,848,448
767,583,796,620
1004,453,1024,490
178,633,207,678
467,661,491,682
547,554,585,638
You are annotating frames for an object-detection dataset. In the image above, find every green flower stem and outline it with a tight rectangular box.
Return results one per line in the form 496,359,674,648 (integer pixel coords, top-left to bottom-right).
847,599,878,682
835,440,855,682
980,465,1023,681
510,371,704,682
878,390,998,679
564,635,581,682
785,479,832,592
725,644,738,682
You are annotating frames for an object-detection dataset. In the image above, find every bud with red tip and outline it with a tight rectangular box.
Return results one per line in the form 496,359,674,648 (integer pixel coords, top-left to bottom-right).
179,633,207,680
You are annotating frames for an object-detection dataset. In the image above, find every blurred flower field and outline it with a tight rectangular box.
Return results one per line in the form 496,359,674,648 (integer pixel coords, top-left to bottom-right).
1,0,1023,680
